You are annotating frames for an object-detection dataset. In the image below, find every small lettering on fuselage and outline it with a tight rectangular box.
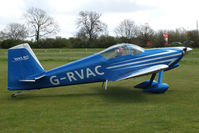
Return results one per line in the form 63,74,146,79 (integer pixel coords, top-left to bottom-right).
49,65,104,85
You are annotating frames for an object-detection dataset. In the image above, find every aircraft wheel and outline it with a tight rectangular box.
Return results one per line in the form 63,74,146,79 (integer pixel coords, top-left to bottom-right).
11,94,16,98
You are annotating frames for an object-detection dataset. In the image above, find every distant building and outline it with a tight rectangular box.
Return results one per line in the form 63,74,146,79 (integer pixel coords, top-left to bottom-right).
56,36,62,39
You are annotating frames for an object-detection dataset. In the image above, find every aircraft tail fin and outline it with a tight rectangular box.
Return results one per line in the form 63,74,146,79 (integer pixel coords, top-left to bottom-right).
8,43,45,90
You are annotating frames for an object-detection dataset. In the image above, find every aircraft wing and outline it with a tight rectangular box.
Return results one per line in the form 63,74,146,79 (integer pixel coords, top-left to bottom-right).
19,73,46,82
113,64,168,81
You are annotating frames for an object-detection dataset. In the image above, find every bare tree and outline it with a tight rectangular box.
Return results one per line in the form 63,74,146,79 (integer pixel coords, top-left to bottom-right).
24,7,59,42
153,30,166,47
167,28,187,43
1,23,28,40
0,31,4,41
114,19,138,39
137,23,155,46
76,11,107,41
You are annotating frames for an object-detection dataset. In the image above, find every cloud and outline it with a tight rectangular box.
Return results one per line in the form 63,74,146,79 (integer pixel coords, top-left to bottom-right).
0,0,199,38
0,0,25,30
80,0,153,13
23,0,49,10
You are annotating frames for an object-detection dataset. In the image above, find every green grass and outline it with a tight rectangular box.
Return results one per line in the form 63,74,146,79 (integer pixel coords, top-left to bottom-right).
0,48,199,133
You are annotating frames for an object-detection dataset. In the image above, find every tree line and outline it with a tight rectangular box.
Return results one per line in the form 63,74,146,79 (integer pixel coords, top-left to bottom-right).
0,7,199,48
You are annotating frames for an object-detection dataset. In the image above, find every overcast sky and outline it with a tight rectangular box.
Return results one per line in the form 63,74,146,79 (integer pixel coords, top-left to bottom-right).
0,0,199,38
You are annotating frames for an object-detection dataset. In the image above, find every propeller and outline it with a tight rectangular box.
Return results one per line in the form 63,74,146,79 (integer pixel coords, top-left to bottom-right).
183,41,193,53
183,41,188,53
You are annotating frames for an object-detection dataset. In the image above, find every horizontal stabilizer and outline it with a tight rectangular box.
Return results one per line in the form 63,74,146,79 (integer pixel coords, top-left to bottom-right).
113,64,168,81
19,73,46,82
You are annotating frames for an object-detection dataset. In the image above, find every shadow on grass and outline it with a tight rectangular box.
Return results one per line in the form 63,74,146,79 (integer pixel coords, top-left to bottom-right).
92,86,149,103
7,86,153,103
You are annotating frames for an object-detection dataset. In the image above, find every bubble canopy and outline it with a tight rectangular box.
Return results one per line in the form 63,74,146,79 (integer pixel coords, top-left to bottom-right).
99,43,144,59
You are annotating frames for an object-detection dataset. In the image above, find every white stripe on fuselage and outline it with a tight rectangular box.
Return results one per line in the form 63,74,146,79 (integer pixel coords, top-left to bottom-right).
111,50,176,65
106,52,181,69
110,58,178,71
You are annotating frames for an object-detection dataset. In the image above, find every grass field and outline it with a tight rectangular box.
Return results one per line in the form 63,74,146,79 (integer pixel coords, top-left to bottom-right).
0,47,199,133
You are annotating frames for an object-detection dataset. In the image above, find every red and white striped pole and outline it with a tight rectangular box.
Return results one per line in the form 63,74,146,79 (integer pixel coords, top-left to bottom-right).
163,33,168,45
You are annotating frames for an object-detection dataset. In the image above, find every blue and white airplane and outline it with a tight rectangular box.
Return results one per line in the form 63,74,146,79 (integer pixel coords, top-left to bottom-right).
8,43,192,97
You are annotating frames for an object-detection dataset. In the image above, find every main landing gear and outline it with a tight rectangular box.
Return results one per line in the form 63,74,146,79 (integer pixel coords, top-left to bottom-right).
11,91,24,98
102,80,109,90
135,70,169,93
